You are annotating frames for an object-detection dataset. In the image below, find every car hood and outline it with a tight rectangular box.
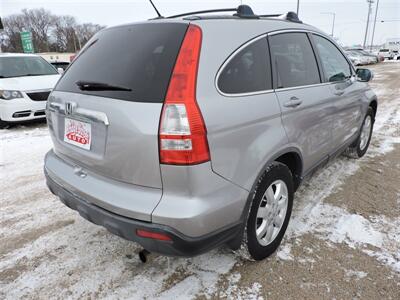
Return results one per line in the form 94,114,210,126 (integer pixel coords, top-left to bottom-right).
0,74,61,91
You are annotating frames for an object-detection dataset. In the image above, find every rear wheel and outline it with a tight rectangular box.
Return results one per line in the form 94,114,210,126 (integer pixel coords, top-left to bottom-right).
346,107,374,158
243,163,294,261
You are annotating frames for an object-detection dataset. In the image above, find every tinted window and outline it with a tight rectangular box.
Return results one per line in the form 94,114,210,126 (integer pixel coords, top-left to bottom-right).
0,56,58,78
218,38,271,94
55,23,188,103
313,35,351,82
269,33,320,88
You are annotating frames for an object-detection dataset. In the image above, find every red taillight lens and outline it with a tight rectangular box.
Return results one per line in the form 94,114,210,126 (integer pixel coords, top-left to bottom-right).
136,229,172,241
159,25,210,165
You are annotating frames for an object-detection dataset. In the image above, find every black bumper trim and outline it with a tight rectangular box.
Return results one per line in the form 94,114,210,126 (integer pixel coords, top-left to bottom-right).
45,169,242,257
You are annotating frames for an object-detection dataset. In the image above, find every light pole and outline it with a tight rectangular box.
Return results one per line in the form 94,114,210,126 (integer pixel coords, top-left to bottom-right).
321,12,336,37
297,0,300,16
370,0,380,51
363,0,374,49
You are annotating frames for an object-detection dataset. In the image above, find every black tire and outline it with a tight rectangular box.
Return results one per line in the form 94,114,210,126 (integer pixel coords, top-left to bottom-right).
0,119,9,129
243,162,294,261
346,107,374,158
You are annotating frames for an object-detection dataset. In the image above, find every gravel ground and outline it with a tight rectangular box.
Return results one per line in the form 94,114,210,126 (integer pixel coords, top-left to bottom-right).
0,62,399,299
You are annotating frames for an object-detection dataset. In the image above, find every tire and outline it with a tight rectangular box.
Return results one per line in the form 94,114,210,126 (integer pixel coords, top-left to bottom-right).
0,119,9,129
242,162,294,261
346,107,374,158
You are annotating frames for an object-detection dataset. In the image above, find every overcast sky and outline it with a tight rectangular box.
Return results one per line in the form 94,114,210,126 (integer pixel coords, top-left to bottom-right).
1,0,399,46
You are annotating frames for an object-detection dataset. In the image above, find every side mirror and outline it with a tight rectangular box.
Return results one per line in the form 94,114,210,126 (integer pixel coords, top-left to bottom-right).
356,68,373,82
57,67,64,74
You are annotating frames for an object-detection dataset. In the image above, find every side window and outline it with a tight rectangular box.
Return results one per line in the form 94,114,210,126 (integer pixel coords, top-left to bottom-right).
218,38,271,94
269,33,320,89
312,34,351,82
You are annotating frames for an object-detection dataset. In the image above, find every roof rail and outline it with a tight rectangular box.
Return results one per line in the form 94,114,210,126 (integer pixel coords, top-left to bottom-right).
167,8,237,19
233,5,259,19
278,12,302,23
166,5,302,23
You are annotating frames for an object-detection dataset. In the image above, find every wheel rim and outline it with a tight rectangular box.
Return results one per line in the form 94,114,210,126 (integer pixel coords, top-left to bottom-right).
360,115,372,151
255,179,288,246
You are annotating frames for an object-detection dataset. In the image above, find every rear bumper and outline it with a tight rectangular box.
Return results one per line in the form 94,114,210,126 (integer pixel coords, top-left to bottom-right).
45,170,242,257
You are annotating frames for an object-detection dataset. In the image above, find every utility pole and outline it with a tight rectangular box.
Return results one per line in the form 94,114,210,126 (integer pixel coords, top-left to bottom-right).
363,0,374,49
370,0,380,51
321,12,336,37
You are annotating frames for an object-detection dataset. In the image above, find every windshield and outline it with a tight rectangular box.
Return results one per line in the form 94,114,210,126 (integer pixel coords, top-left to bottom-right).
0,56,58,78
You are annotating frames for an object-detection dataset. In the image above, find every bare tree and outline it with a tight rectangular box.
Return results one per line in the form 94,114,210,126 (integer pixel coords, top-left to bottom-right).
21,8,55,52
0,14,26,52
0,8,104,53
53,15,78,52
75,23,104,47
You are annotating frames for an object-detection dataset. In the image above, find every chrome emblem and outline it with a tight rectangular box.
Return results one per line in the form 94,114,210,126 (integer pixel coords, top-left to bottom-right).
65,102,76,115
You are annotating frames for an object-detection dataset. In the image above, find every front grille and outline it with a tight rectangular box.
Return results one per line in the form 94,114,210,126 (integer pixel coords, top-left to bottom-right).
27,91,51,101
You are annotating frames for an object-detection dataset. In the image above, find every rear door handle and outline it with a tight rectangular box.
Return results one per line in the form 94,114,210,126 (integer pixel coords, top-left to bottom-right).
283,97,302,108
334,90,344,96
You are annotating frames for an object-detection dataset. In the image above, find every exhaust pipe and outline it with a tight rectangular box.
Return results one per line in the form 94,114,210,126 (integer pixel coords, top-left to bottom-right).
138,249,150,263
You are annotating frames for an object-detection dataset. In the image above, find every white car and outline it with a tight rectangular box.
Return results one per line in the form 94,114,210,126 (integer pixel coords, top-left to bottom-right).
0,53,61,128
378,49,394,60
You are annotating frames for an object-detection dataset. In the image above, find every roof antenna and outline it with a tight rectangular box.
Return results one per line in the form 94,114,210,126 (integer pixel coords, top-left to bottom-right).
148,0,163,18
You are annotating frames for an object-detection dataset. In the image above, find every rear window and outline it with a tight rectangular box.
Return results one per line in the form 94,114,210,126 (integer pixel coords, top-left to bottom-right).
218,37,272,94
55,23,188,103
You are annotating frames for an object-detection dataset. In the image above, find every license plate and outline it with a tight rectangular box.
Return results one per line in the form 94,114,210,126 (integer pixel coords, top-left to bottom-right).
64,118,91,150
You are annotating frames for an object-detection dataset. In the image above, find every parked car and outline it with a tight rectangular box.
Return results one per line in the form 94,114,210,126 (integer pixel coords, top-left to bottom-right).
39,52,73,71
392,50,399,60
378,49,394,60
44,5,377,261
349,48,379,63
345,50,368,66
0,53,61,128
50,61,70,71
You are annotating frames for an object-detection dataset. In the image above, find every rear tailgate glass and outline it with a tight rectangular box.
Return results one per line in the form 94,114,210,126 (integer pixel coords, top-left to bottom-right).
55,23,188,103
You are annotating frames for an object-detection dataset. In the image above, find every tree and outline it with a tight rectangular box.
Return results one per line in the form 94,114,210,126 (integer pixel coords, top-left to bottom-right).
0,8,104,53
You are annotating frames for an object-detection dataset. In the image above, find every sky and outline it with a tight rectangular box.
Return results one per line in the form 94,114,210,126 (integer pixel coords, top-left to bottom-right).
1,0,399,46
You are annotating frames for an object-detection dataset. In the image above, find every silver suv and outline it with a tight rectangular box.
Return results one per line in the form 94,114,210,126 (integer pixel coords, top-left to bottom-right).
44,6,377,260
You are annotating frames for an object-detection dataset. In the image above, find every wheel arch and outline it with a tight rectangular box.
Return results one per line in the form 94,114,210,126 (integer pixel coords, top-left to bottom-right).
369,99,378,119
227,147,303,250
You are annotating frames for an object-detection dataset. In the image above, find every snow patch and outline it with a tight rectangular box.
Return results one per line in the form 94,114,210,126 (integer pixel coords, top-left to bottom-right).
277,244,293,261
330,214,383,248
219,273,263,300
344,269,368,280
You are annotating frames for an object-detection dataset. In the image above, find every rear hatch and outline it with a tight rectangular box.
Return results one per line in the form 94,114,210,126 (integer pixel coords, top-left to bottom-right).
47,22,189,189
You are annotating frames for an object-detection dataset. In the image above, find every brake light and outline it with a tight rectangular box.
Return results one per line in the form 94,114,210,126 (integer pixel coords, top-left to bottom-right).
159,25,210,165
136,229,172,241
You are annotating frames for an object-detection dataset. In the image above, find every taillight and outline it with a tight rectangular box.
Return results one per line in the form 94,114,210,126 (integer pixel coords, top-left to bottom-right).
159,24,210,165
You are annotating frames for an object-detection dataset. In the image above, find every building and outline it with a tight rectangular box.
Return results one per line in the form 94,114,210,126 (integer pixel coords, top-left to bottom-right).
385,38,400,51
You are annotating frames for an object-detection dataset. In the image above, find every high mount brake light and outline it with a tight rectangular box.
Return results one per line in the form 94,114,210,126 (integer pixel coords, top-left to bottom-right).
159,25,210,165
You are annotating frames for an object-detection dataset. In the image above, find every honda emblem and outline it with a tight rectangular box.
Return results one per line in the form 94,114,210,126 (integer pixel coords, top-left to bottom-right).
65,102,76,115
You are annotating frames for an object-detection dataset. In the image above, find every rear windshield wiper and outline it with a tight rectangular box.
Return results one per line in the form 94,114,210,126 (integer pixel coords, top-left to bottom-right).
75,80,132,91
